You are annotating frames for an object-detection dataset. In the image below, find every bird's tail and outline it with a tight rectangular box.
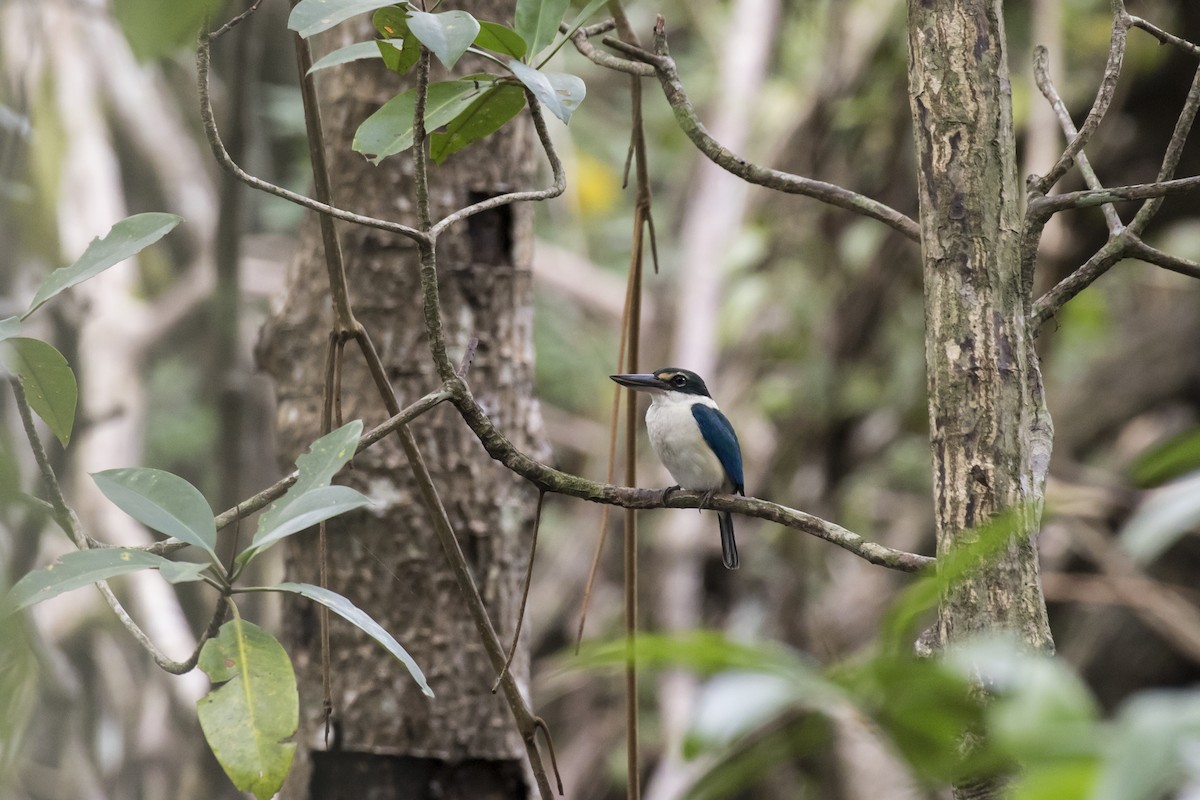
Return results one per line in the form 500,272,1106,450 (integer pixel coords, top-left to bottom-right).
718,511,739,570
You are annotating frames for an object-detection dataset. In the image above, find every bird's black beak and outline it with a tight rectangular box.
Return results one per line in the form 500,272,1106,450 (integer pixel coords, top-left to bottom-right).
610,373,667,391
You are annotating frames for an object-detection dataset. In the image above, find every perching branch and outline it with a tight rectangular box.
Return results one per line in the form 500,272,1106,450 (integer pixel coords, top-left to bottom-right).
594,17,922,243
447,377,932,573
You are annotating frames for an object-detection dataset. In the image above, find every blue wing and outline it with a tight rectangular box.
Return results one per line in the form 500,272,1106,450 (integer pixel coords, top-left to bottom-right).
691,404,745,494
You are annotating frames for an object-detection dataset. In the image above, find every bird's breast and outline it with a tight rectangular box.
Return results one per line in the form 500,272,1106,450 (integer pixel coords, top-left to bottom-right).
645,401,728,491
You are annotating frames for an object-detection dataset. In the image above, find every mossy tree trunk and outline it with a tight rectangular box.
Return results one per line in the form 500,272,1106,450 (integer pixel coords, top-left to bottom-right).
259,0,544,796
905,0,1055,677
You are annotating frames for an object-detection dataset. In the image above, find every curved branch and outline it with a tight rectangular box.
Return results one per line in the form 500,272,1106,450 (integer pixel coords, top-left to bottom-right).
599,22,921,243
1029,9,1128,195
196,33,428,245
1128,15,1200,58
429,89,567,238
447,379,932,573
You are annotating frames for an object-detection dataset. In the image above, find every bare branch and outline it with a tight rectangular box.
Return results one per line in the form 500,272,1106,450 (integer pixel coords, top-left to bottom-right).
598,21,921,243
1031,238,1125,330
429,91,567,238
1125,236,1200,280
196,33,428,245
1032,46,1123,233
570,25,655,76
1128,15,1200,59
1029,9,1128,195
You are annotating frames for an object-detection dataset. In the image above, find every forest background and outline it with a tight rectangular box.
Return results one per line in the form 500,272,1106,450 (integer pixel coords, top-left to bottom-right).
2,0,1200,798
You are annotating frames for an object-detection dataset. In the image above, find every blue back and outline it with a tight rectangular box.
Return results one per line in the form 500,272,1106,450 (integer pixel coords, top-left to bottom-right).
691,404,744,494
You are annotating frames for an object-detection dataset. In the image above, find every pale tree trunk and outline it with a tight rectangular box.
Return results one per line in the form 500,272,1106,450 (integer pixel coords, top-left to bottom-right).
258,1,544,797
906,0,1055,795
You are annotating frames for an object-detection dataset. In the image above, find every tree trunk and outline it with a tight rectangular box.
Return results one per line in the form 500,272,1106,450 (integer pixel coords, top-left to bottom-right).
906,3,1055,792
258,1,544,796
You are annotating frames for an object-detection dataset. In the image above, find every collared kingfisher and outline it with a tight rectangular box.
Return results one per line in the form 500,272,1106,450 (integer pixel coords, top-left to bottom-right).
610,368,744,569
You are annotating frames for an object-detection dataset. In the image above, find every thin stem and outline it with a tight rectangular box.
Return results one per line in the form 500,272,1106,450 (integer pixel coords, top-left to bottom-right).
1029,9,1128,195
196,33,428,245
600,20,921,242
10,378,227,674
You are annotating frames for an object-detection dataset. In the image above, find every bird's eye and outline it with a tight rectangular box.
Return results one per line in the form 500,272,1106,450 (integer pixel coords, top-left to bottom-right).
672,375,687,387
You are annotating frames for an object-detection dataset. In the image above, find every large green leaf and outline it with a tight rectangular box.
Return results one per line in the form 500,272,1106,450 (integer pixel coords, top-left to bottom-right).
238,485,370,565
507,60,583,124
372,5,409,37
269,582,432,697
288,0,403,38
513,0,570,60
406,10,479,69
24,213,181,319
307,39,403,74
1,337,77,446
354,81,491,163
1093,691,1200,800
92,468,218,560
430,84,526,164
197,618,298,800
0,317,19,342
474,20,526,59
5,547,208,612
378,37,420,75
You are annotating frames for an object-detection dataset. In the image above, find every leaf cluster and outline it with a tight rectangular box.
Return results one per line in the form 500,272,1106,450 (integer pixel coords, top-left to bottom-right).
2,216,431,799
292,0,604,163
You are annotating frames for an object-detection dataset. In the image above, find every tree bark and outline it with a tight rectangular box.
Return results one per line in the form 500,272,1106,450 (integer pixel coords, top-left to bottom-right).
906,3,1056,790
906,0,1054,650
258,1,544,796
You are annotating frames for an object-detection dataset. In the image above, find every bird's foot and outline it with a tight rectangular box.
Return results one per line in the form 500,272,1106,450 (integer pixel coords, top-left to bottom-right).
697,488,718,514
660,484,683,504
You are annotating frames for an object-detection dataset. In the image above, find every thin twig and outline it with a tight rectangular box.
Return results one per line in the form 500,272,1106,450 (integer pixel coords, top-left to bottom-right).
1032,46,1123,233
1029,7,1128,195
1128,15,1200,58
196,33,428,245
493,490,544,693
10,378,225,674
600,19,922,242
140,389,452,557
429,91,566,238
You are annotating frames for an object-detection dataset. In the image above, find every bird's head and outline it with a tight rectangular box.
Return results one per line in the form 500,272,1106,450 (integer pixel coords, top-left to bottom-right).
610,367,713,399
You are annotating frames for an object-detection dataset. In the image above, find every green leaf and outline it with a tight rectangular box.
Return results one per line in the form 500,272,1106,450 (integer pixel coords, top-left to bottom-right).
474,20,526,59
268,582,433,697
5,548,207,612
507,60,583,124
407,10,480,69
24,213,181,319
1094,691,1200,800
514,0,570,60
257,421,363,532
353,80,492,163
1130,427,1200,486
430,84,526,164
1,337,76,446
535,0,609,66
288,0,404,38
236,422,368,565
1119,473,1200,565
238,485,370,565
307,39,402,74
197,618,298,800
372,5,410,37
92,467,218,560
378,37,420,75
0,317,19,342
